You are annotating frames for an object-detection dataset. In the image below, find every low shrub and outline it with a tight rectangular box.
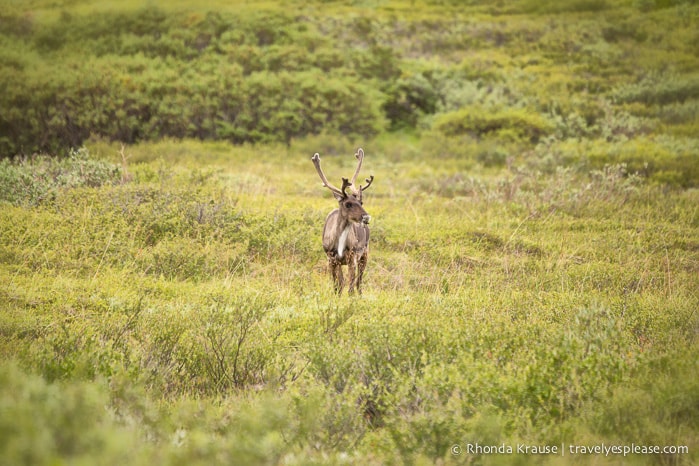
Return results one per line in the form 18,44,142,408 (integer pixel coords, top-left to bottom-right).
614,71,699,106
433,107,555,144
527,135,699,188
0,148,122,206
0,57,388,155
0,7,400,156
550,103,654,142
585,136,699,188
383,72,440,130
169,292,279,395
0,362,150,466
514,0,611,13
582,345,699,459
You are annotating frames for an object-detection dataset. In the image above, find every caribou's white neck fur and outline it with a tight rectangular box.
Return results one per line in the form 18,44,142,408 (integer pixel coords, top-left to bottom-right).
337,223,352,258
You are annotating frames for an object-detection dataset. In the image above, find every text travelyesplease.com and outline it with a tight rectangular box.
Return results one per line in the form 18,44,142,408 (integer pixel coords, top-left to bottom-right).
450,442,689,457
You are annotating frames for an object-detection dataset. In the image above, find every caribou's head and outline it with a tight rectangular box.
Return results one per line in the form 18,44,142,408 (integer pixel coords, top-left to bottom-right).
337,177,371,225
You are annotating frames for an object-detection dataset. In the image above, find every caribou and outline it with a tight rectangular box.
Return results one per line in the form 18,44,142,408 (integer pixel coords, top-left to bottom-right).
311,148,374,295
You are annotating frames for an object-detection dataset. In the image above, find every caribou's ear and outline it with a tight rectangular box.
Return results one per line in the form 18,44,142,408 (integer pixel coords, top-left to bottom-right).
333,191,345,202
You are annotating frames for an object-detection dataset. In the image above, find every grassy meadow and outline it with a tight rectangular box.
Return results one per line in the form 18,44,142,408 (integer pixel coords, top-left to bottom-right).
1,0,699,464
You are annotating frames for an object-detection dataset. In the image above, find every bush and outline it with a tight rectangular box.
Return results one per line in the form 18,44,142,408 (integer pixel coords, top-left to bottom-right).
585,136,699,187
513,0,611,13
551,103,654,141
0,57,387,155
583,346,699,462
433,106,554,144
166,292,280,395
633,0,698,11
0,362,149,466
0,8,396,156
526,134,699,188
0,148,122,206
383,72,440,130
614,72,699,106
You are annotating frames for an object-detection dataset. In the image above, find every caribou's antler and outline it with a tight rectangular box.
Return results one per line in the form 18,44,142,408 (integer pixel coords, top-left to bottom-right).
352,148,374,197
312,149,374,200
311,153,345,198
341,177,352,198
350,148,365,187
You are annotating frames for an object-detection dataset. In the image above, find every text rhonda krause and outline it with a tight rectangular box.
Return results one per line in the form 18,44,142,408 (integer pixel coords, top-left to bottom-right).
466,443,689,456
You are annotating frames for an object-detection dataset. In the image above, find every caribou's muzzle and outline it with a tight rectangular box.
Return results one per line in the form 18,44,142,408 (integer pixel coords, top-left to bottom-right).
361,214,371,224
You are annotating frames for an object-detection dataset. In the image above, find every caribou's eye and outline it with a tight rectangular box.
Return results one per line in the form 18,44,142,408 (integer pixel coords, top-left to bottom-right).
344,202,353,208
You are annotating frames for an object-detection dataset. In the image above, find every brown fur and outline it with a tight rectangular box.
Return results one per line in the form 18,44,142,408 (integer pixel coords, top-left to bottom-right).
322,204,370,295
312,149,374,295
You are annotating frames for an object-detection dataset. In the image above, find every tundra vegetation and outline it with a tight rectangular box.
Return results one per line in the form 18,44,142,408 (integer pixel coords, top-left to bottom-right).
1,0,698,464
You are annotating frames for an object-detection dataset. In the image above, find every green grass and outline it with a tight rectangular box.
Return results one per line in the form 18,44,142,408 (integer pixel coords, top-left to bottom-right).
1,0,699,464
1,136,698,465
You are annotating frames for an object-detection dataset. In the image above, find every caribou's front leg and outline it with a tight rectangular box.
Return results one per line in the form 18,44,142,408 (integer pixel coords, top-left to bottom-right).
329,255,344,294
356,251,368,295
347,252,357,295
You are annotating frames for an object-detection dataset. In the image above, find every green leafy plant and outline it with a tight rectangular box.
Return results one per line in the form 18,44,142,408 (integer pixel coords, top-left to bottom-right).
0,148,122,205
433,106,555,144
